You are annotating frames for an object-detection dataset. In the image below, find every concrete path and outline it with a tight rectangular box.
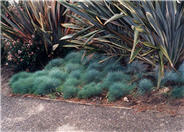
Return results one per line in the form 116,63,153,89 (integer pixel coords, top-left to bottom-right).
1,95,184,132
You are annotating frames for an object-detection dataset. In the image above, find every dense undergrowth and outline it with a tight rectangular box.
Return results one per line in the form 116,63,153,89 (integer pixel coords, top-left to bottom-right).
9,51,184,101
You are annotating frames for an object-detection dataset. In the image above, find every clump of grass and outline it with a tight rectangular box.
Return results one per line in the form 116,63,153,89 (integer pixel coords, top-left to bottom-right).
49,68,68,82
178,62,184,73
34,76,61,95
101,72,130,90
82,69,101,83
107,82,135,102
9,72,31,87
62,86,79,99
170,86,184,99
32,70,48,77
87,62,104,71
126,61,147,74
64,51,83,64
78,82,103,99
138,79,154,95
11,77,34,94
65,63,82,73
69,70,82,80
45,58,64,70
63,78,80,87
103,63,124,72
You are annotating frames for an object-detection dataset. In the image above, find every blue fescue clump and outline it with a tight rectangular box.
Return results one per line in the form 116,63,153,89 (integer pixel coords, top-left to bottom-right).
107,82,135,102
65,63,82,73
64,51,83,64
69,70,82,80
178,62,184,73
138,79,154,95
33,77,61,95
45,58,64,70
78,82,103,99
62,86,79,99
9,72,31,87
48,68,68,82
103,63,124,72
32,70,48,77
101,72,131,90
126,61,147,74
82,69,101,83
170,86,184,99
63,78,80,87
11,77,34,94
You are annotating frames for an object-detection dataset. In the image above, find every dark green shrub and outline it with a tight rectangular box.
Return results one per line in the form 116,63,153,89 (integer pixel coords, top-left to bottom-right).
49,68,68,82
78,83,103,99
108,82,134,102
170,86,184,99
138,79,154,95
34,77,61,95
45,58,64,70
11,77,34,94
9,72,31,87
62,86,79,99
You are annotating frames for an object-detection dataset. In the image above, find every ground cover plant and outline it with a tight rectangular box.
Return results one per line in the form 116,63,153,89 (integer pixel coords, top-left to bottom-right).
9,51,184,101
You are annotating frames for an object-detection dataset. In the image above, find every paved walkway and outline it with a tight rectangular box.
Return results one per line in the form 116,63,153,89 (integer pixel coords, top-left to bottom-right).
1,95,184,132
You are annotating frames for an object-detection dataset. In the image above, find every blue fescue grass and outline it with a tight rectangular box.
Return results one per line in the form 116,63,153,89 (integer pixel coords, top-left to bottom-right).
45,58,64,70
81,69,101,83
33,76,61,95
126,60,147,74
64,51,83,64
69,70,82,80
107,82,135,102
65,63,83,73
9,72,31,87
48,68,68,82
11,77,34,94
77,82,103,99
138,79,154,95
62,86,79,99
170,86,184,99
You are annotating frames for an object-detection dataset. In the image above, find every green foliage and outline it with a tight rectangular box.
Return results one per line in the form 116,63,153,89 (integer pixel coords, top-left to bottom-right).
64,52,83,64
65,63,82,73
78,83,103,99
63,78,80,87
32,70,49,77
34,77,61,95
62,86,79,99
126,61,147,74
103,63,124,72
178,62,184,73
108,83,135,102
69,70,82,80
170,86,184,99
1,1,69,71
48,68,68,82
11,77,34,94
82,69,101,83
45,58,64,70
138,79,154,95
9,72,31,87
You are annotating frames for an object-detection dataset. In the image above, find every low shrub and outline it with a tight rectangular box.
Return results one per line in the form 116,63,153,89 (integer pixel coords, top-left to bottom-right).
63,78,80,87
69,70,82,80
32,70,49,77
138,79,154,95
170,86,184,99
65,63,82,73
107,83,135,102
64,52,83,64
78,82,103,99
126,61,147,75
